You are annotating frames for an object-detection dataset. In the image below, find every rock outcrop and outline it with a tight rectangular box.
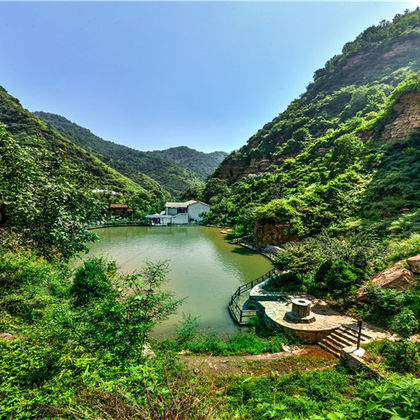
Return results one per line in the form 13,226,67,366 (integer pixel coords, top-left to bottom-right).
358,259,418,300
407,254,420,274
380,92,420,143
253,220,298,246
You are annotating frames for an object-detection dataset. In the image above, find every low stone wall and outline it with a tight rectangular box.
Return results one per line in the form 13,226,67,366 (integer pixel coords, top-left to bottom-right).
340,346,384,379
88,223,147,230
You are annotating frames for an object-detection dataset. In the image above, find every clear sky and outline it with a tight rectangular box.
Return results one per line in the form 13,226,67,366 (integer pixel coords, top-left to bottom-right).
0,1,417,152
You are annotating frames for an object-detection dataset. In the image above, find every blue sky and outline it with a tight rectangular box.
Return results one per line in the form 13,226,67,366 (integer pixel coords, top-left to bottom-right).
0,1,416,152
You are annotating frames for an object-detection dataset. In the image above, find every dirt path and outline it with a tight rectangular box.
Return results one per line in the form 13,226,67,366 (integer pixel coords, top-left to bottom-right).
179,345,337,376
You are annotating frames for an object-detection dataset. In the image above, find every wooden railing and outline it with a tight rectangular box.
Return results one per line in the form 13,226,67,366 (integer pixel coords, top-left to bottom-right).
228,268,279,325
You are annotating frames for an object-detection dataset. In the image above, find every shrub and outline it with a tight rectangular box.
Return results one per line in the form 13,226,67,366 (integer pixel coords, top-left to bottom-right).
71,257,113,306
391,307,419,338
365,339,419,373
264,272,303,292
176,314,200,344
381,340,420,373
76,261,180,360
324,259,364,299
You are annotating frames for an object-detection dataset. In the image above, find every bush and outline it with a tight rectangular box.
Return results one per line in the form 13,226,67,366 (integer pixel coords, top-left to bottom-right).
264,272,303,292
176,314,200,344
385,233,420,264
362,286,420,329
76,261,180,360
365,339,420,373
324,259,364,299
71,257,113,307
391,307,419,338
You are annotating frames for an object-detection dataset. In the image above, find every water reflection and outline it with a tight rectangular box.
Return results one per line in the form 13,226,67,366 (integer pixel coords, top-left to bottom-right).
82,226,272,337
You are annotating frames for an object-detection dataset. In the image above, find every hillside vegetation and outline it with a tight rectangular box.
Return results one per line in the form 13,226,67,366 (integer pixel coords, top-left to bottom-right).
35,112,212,197
147,146,227,181
203,9,420,241
1,9,419,419
0,87,150,195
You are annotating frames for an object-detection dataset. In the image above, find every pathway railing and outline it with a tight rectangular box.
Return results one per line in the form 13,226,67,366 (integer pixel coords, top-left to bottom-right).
228,267,279,325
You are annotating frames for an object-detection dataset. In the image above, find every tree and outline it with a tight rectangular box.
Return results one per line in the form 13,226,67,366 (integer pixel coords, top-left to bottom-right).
76,260,180,360
0,124,102,260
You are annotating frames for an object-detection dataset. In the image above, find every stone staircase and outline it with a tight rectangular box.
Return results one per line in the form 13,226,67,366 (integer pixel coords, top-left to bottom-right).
318,325,371,357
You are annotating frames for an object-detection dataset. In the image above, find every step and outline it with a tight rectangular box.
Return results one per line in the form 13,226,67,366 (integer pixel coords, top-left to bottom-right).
320,337,342,353
318,340,341,357
338,326,370,342
334,329,359,345
340,325,371,340
340,325,371,341
328,332,354,348
325,336,347,351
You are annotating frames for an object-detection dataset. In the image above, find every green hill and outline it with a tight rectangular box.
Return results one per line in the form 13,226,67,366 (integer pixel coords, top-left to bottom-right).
34,112,204,197
146,146,227,181
0,87,150,195
205,9,420,241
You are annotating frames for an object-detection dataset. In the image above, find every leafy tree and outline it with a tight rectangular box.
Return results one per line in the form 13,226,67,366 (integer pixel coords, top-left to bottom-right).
0,125,102,260
75,261,180,360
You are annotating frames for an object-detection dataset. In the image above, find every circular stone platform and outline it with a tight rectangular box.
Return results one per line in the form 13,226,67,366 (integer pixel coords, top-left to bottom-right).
258,298,340,343
247,279,340,343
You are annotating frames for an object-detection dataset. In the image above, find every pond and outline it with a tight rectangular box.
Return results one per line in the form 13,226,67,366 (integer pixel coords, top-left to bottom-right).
82,226,272,337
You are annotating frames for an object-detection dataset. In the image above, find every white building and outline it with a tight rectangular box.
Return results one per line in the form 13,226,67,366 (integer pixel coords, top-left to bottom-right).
146,200,210,225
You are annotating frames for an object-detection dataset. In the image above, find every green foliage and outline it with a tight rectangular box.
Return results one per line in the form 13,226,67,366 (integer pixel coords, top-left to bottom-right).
73,261,180,360
0,88,146,195
273,230,379,298
365,339,420,374
71,257,113,307
331,133,364,166
160,331,287,356
0,125,101,260
361,285,420,332
324,259,364,299
391,307,419,339
224,367,420,419
0,248,68,321
264,272,303,292
385,233,420,264
176,314,200,344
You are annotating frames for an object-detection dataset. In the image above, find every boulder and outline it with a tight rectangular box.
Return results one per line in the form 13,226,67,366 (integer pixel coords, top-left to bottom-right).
358,260,417,299
407,254,420,274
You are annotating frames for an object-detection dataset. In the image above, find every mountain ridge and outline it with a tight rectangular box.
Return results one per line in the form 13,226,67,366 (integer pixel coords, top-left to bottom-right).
0,87,151,196
34,112,225,197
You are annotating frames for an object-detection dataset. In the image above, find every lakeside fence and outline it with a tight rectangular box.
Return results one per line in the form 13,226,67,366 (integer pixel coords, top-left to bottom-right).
228,267,279,325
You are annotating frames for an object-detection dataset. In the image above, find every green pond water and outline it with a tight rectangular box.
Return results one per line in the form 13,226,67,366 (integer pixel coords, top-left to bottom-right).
82,226,272,337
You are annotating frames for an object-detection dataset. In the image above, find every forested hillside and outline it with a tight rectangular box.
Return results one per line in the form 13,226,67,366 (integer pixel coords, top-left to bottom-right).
146,146,227,181
205,9,420,242
35,112,205,197
0,87,150,195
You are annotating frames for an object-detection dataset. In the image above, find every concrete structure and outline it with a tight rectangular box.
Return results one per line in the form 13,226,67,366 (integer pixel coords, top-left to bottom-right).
146,200,210,225
248,279,340,343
